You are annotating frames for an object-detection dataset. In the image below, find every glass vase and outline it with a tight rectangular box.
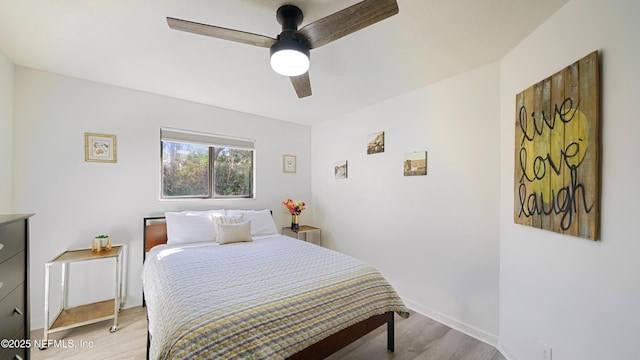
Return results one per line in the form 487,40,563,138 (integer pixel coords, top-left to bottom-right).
291,214,299,230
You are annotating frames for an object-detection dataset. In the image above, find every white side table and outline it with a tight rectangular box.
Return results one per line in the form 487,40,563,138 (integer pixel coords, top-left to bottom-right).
42,245,123,346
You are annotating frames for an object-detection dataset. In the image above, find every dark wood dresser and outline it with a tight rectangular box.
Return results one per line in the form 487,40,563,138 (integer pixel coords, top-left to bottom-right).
0,214,33,360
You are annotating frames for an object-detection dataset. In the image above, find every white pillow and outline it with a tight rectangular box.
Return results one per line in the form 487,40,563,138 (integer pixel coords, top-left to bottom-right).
217,221,252,244
226,209,278,236
165,210,226,244
211,214,245,242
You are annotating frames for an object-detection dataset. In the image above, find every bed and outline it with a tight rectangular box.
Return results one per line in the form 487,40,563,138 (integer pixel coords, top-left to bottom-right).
142,210,409,360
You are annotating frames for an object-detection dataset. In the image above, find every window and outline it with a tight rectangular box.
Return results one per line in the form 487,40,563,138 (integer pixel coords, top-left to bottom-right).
161,128,255,199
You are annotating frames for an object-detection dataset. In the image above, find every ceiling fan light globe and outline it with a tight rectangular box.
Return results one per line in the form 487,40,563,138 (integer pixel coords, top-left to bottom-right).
271,49,309,77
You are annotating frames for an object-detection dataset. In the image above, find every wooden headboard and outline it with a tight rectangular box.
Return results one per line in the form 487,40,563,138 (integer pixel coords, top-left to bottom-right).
143,216,168,259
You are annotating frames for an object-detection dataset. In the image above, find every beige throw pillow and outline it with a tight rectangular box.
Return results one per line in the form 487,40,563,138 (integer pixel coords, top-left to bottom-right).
211,214,244,243
217,221,252,244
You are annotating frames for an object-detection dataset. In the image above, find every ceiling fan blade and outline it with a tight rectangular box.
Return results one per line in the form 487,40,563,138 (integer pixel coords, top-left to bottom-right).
298,0,398,49
167,17,277,48
290,72,312,98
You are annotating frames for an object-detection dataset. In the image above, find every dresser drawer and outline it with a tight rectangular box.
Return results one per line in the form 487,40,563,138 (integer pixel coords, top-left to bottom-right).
0,220,25,264
0,283,26,342
0,343,27,360
0,253,25,301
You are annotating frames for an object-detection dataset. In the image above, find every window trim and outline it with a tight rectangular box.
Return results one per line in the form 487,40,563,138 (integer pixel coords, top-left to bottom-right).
160,128,256,200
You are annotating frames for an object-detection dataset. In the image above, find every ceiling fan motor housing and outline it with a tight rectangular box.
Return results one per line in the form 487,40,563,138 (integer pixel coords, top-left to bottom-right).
271,4,309,58
270,5,310,76
270,31,310,59
273,4,309,54
276,5,304,31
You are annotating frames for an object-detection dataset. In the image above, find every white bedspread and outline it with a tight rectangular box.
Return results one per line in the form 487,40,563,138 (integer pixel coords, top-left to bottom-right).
142,235,409,360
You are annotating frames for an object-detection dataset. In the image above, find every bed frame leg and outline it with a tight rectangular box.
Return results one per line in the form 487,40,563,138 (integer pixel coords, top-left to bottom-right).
387,313,395,353
146,316,151,360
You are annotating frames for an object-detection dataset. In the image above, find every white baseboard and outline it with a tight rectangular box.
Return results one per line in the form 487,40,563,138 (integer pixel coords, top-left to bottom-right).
402,297,500,348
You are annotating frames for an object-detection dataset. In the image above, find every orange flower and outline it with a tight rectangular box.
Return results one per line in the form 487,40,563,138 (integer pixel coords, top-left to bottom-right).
282,198,306,215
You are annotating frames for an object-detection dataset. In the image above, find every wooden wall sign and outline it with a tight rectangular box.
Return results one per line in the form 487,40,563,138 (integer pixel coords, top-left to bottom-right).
514,51,600,240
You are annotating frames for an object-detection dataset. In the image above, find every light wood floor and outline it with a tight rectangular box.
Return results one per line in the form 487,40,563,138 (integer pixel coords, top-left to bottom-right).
31,306,147,360
31,306,505,360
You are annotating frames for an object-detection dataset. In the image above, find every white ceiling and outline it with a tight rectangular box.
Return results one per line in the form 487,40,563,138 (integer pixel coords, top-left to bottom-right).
0,0,567,126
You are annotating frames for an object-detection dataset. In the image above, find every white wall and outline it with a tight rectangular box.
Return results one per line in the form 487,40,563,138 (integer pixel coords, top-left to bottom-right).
12,67,312,329
9,1,638,355
499,0,640,359
0,50,13,212
311,63,501,344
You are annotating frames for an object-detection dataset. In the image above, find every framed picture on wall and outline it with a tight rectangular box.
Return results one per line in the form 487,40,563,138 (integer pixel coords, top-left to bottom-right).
334,160,348,179
85,133,117,163
283,154,296,173
513,51,600,240
367,131,385,154
403,151,427,176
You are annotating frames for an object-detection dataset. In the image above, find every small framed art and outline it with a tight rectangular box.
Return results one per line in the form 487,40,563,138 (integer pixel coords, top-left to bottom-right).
334,160,348,179
85,133,117,163
283,154,296,173
367,131,385,154
404,151,427,176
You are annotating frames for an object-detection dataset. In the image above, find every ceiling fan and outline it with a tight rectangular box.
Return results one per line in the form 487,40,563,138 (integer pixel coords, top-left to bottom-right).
167,0,399,98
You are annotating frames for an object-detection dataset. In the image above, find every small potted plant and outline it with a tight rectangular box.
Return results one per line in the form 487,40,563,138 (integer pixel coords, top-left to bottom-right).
92,234,111,252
